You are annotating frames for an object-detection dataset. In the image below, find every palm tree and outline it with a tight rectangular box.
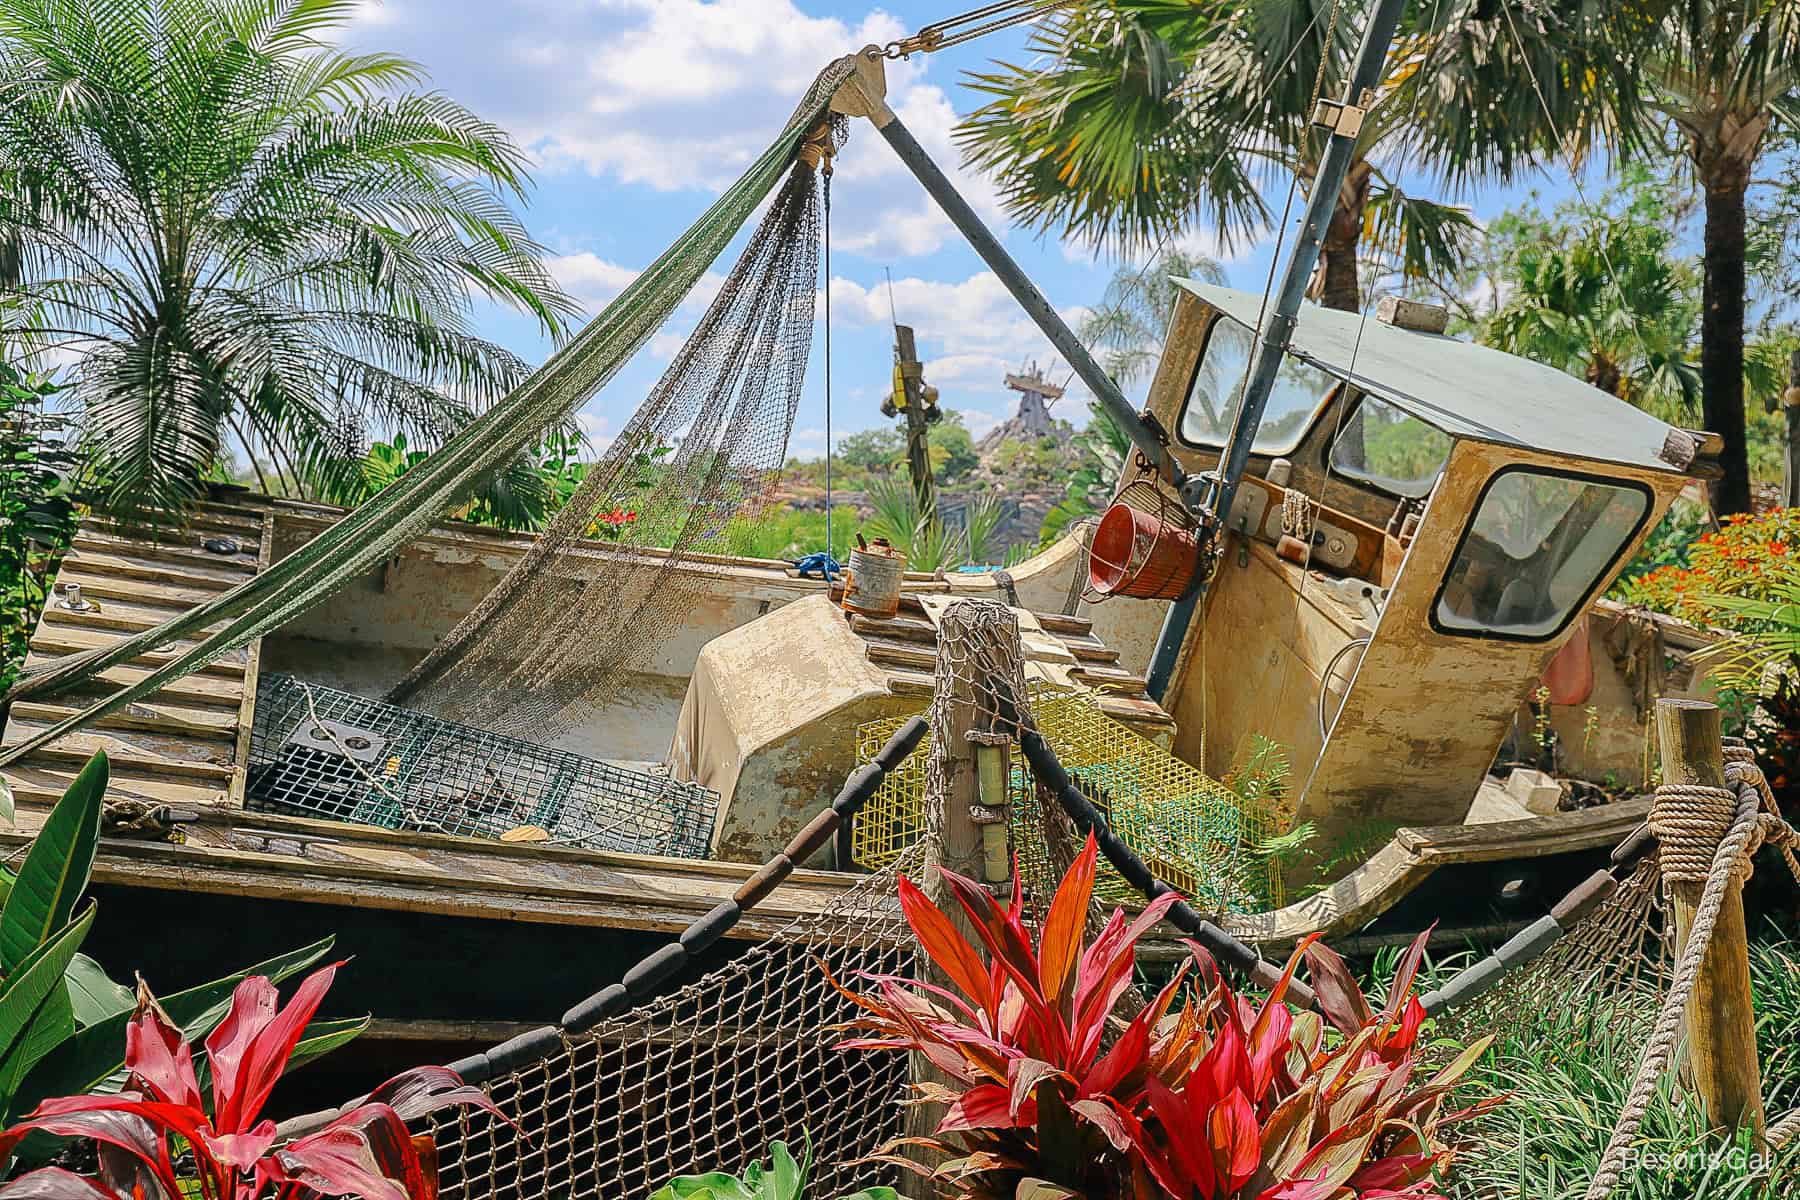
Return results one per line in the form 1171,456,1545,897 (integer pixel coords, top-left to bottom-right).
1481,215,1704,419
956,0,1481,312
0,0,580,521
1420,0,1800,514
1080,249,1227,384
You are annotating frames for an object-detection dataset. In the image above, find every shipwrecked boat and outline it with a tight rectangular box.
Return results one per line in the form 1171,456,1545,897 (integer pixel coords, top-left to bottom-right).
0,42,1727,1085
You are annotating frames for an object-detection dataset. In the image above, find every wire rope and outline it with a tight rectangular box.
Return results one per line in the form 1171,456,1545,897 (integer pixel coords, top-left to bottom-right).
824,158,835,560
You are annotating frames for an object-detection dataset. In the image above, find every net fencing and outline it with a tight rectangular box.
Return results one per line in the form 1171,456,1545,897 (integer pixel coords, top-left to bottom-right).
851,687,1289,912
431,852,922,1200
386,119,846,739
388,601,1800,1200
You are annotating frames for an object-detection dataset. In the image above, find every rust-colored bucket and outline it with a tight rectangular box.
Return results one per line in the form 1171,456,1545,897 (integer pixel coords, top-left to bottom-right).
1088,501,1201,599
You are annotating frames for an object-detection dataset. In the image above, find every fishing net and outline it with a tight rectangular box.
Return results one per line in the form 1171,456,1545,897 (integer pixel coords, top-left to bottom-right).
387,117,846,736
431,854,921,1200
392,603,1800,1200
407,601,1243,1199
851,687,1288,911
0,58,858,767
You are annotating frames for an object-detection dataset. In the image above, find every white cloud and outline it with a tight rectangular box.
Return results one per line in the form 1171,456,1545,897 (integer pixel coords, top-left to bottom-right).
338,0,1010,262
574,410,614,456
549,252,639,312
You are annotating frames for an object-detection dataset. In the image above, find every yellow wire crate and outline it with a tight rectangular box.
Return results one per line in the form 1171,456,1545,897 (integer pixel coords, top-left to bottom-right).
851,689,1287,912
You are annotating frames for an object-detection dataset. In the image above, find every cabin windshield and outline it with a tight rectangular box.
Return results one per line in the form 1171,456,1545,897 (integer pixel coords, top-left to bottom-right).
1433,467,1651,641
1180,315,1336,454
1329,395,1452,498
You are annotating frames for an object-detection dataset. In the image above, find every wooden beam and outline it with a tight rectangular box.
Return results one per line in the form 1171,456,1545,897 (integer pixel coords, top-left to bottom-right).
1654,698,1765,1146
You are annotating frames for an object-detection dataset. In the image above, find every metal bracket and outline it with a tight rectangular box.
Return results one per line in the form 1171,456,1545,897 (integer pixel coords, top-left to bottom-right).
1310,96,1369,140
828,48,894,128
283,718,388,765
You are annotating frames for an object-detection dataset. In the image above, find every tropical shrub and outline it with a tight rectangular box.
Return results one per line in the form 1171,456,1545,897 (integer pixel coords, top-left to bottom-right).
0,963,500,1200
0,364,78,693
0,0,579,521
0,753,349,1136
1440,934,1800,1199
651,1137,896,1200
832,836,1494,1199
1617,508,1800,803
1614,508,1800,623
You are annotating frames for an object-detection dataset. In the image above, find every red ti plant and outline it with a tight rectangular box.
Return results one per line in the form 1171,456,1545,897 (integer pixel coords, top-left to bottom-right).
0,963,503,1200
832,835,1497,1200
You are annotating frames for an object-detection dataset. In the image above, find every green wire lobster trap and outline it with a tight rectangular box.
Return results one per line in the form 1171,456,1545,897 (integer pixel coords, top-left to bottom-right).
850,689,1288,911
247,674,719,859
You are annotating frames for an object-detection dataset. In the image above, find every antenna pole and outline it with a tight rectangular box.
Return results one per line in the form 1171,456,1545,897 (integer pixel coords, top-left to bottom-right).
1142,0,1408,700
1188,0,1407,526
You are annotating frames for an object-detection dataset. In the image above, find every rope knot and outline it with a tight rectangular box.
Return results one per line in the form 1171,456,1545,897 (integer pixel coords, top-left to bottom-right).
1649,780,1737,884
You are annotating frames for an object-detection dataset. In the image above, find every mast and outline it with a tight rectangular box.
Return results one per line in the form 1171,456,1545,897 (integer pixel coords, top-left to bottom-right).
1141,0,1408,698
833,0,1410,695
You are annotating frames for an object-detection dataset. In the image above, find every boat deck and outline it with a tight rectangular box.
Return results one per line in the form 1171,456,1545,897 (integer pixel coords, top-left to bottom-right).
3,498,272,810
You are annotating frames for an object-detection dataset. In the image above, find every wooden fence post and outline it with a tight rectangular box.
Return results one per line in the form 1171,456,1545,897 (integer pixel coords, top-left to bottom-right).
900,601,1018,1196
1654,698,1766,1146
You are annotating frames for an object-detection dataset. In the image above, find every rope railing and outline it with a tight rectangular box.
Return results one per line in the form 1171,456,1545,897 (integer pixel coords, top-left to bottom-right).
1585,750,1800,1196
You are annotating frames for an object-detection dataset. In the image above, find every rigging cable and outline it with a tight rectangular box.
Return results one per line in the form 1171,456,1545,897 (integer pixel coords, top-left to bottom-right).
1288,0,1445,779
1052,3,1336,400
882,0,1077,59
1494,0,1660,386
824,152,835,563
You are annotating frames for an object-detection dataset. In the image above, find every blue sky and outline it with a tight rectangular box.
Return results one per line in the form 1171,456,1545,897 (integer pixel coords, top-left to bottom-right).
338,0,1565,458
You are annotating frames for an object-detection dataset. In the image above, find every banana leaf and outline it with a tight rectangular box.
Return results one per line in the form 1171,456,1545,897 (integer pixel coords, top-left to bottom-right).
0,753,104,974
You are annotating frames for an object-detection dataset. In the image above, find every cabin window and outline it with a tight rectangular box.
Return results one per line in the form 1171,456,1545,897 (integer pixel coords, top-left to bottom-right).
1329,396,1452,498
1180,316,1336,454
1434,467,1651,641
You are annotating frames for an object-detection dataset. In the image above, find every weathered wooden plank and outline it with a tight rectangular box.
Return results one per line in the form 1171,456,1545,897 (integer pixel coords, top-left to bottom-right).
0,721,236,780
851,614,938,643
58,545,246,590
1094,694,1176,727
1070,663,1150,689
22,657,245,707
71,531,258,574
53,568,226,610
39,594,231,638
864,638,935,671
228,510,272,809
1,763,227,807
86,510,262,542
28,626,248,674
10,697,240,739
1032,611,1094,637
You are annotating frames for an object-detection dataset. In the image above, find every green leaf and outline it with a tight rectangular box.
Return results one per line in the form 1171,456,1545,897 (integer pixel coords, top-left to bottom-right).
0,775,14,826
766,1140,804,1200
653,1174,753,1200
0,905,95,1069
63,954,133,1027
13,935,337,1116
0,982,74,1121
0,753,106,976
278,1015,367,1073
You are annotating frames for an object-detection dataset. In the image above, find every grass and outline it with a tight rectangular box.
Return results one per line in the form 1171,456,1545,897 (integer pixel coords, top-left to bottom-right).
1377,925,1800,1198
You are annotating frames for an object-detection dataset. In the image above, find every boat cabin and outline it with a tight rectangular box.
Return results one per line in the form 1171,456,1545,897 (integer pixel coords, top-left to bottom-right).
1123,282,1712,851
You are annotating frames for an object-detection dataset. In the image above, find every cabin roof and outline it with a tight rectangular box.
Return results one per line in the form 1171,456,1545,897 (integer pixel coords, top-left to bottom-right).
1173,281,1688,476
